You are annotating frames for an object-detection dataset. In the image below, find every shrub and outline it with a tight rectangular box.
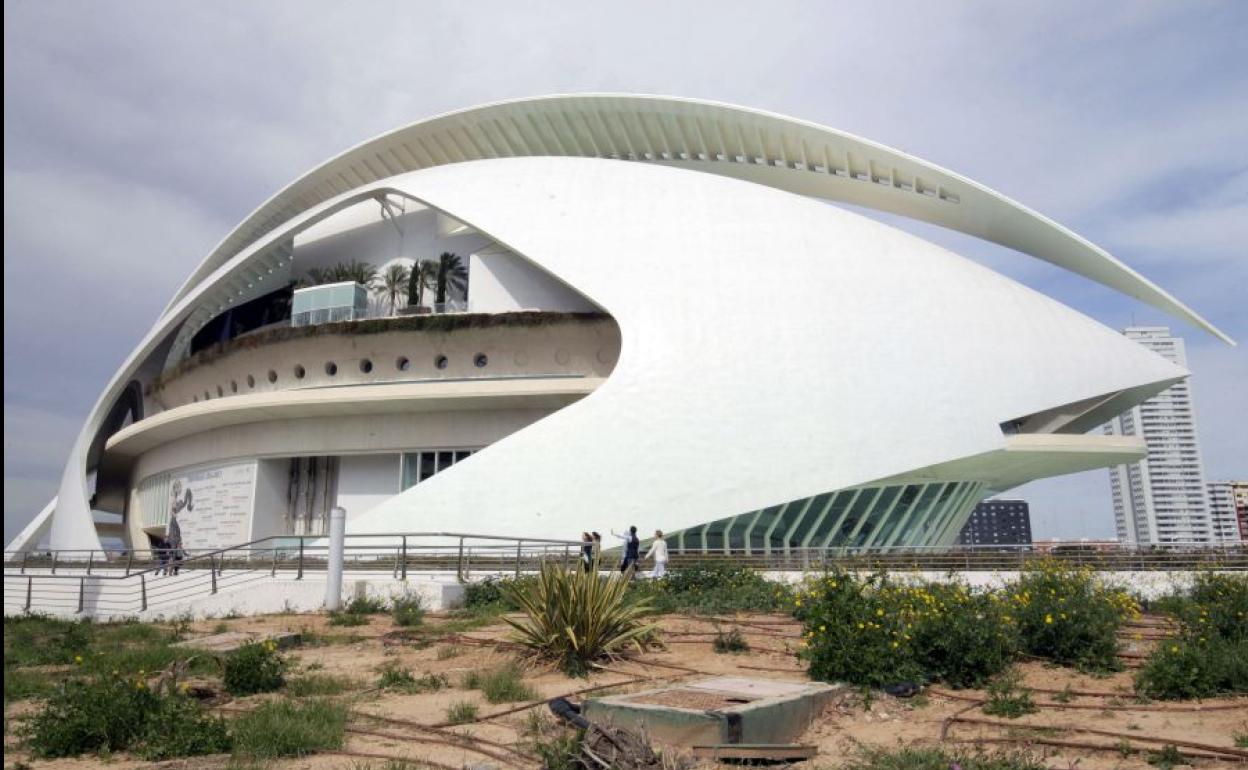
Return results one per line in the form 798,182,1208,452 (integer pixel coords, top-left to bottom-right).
224,640,287,696
391,594,425,627
464,576,533,611
4,615,92,667
713,628,750,654
1005,561,1136,671
533,729,583,770
981,669,1038,719
445,700,479,724
1167,572,1248,642
328,611,370,627
796,570,1015,688
637,563,793,614
25,673,229,759
1134,635,1248,699
344,595,388,615
462,664,537,703
503,561,658,676
231,698,347,759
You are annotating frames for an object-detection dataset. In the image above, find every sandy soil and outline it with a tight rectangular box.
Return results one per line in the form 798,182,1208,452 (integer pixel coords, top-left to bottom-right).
5,612,1246,770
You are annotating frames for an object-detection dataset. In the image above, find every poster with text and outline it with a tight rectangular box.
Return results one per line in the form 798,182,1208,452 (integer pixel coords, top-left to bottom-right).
168,461,256,550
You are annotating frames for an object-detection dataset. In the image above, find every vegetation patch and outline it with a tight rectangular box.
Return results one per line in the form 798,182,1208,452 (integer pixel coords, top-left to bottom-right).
25,672,229,760
284,673,358,697
223,639,287,696
981,669,1038,719
391,593,425,627
795,570,1016,688
503,561,658,676
634,562,795,614
842,745,1046,770
231,698,347,759
1136,572,1248,700
462,664,538,703
444,700,479,724
712,627,750,654
377,662,449,694
1006,561,1137,671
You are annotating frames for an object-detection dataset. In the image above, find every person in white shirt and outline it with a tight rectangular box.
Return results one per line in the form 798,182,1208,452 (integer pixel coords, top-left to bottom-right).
644,530,669,579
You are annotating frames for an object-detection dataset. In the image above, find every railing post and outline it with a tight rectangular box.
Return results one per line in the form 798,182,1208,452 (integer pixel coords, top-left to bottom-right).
271,547,278,577
25,576,33,610
401,536,408,581
125,550,134,577
210,555,218,594
21,551,29,574
78,577,85,613
87,551,95,576
140,574,148,611
50,552,58,574
515,541,523,578
297,539,305,580
456,538,465,583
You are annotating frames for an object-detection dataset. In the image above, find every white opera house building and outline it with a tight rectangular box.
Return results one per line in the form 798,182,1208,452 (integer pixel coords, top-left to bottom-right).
7,95,1232,559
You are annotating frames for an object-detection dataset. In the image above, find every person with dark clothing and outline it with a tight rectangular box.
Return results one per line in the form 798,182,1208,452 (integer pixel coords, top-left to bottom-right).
580,532,594,571
153,536,170,576
166,511,185,576
612,526,641,574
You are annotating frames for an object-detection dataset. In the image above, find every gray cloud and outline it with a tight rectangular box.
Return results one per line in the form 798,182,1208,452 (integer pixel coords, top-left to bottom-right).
5,0,1246,543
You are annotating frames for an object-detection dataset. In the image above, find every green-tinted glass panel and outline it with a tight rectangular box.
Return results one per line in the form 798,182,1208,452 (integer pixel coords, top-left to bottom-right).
849,485,902,548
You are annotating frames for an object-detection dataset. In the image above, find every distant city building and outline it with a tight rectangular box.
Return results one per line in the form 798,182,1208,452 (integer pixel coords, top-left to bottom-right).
957,499,1032,546
1207,481,1248,542
1105,327,1218,544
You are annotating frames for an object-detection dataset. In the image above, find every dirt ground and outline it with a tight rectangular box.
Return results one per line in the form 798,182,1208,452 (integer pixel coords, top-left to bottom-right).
5,611,1246,770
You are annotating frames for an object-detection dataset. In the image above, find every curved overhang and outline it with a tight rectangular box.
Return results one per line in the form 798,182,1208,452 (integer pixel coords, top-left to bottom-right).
104,377,601,459
166,94,1231,345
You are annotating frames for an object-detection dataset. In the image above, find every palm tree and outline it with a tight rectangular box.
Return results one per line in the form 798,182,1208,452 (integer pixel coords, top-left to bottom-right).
434,252,468,306
376,263,411,315
299,260,378,288
406,259,437,308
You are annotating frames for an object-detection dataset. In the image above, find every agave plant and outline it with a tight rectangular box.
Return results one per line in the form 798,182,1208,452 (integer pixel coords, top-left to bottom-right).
501,560,658,676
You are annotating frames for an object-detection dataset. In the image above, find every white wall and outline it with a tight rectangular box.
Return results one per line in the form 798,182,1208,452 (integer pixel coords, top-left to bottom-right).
337,454,401,523
251,458,291,540
469,250,598,313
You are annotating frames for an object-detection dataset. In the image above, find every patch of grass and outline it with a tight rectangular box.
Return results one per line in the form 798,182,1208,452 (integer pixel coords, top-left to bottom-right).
842,744,1046,770
436,645,464,660
634,562,794,614
231,698,347,759
213,622,230,634
328,611,370,627
532,729,582,770
1147,744,1189,770
1051,684,1074,703
712,627,750,654
981,670,1038,719
4,667,60,703
284,673,357,697
444,700,479,724
1233,731,1248,748
377,662,449,694
300,628,367,646
462,664,538,703
25,673,230,760
391,594,425,627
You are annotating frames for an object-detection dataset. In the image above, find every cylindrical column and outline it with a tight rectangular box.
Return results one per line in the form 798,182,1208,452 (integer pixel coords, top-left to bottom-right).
325,506,347,612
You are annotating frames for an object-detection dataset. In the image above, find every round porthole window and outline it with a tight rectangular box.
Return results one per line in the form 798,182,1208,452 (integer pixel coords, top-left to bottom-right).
247,374,256,388
359,359,373,374
268,370,278,383
325,362,338,376
434,355,449,370
294,365,306,379
474,353,488,368
396,356,411,372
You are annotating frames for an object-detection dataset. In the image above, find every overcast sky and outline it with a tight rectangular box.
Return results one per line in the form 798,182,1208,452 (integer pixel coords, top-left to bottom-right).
5,1,1246,545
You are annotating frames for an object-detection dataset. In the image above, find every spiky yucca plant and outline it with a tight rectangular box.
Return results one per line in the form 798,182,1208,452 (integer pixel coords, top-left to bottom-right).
501,560,658,676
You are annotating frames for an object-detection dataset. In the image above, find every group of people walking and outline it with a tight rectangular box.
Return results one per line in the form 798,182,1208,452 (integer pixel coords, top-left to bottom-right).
578,526,668,579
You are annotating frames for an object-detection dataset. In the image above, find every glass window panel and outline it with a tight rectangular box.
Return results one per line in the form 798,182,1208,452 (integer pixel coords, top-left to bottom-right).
851,485,902,548
401,453,420,490
782,492,829,548
437,451,453,472
419,452,436,482
828,488,880,547
807,491,852,547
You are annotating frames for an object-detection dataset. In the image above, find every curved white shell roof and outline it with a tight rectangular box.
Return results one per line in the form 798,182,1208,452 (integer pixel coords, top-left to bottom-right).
14,94,1228,554
170,94,1230,344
